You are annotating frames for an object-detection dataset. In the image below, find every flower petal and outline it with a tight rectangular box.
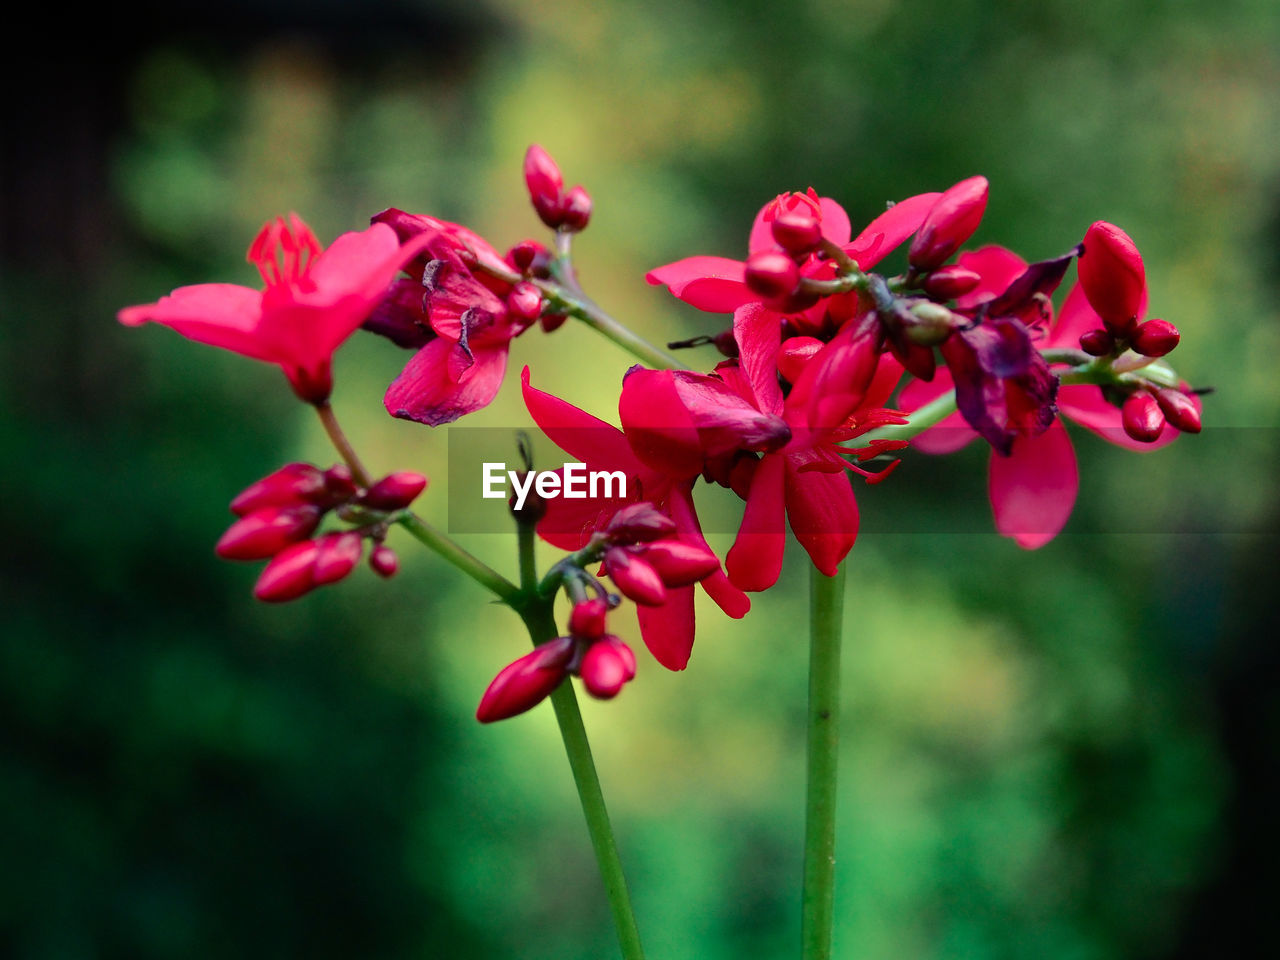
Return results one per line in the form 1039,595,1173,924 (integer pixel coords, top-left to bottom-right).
785,457,858,576
668,482,749,619
117,283,275,362
646,256,753,313
954,246,1027,310
636,586,696,671
726,453,786,592
733,302,784,415
618,368,705,479
897,367,977,455
988,418,1078,549
847,192,942,270
384,339,507,425
1058,384,1182,451
520,367,641,475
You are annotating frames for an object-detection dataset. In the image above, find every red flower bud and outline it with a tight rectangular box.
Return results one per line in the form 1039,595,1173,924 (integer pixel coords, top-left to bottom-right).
1152,386,1201,434
507,282,543,322
640,539,719,587
523,144,564,227
216,505,322,560
776,336,824,385
744,250,800,301
1078,221,1146,334
922,264,982,300
908,175,989,271
254,540,321,603
369,544,399,578
569,597,608,639
476,636,574,723
580,637,636,700
362,472,428,511
1079,328,1116,357
540,312,568,333
311,531,364,585
561,186,592,232
1130,318,1180,358
603,547,668,606
771,210,822,255
1121,392,1165,443
324,465,358,502
712,329,740,358
605,503,677,543
230,463,326,516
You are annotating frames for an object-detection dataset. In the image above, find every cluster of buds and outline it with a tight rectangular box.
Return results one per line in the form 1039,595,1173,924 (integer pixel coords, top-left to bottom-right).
1073,222,1200,443
503,240,567,333
474,595,639,723
598,503,721,607
743,190,827,312
216,463,426,601
523,144,592,232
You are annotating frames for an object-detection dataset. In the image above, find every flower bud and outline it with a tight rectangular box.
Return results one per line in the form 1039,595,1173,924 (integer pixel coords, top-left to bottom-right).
1152,386,1201,434
523,144,564,228
712,329,740,358
540,312,568,333
476,636,574,723
216,505,322,560
230,463,326,516
776,336,824,384
1121,392,1165,443
580,637,636,700
1078,221,1145,334
771,210,822,255
324,464,358,502
507,282,543,322
606,503,677,543
311,531,364,585
1079,328,1116,357
506,240,548,275
908,175,989,271
361,472,428,511
561,186,592,232
905,301,960,347
254,540,321,603
603,547,668,606
640,539,719,587
369,544,399,578
569,597,608,639
744,250,800,301
922,264,982,300
1130,318,1180,358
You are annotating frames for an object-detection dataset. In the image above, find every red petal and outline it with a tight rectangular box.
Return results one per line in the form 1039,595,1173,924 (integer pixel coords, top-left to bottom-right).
118,283,272,361
618,368,705,479
784,457,858,576
846,192,942,270
520,367,641,474
733,302,784,415
384,339,507,425
988,418,1078,549
897,368,977,455
637,586,696,671
817,197,853,246
726,453,786,592
668,483,750,620
646,256,753,313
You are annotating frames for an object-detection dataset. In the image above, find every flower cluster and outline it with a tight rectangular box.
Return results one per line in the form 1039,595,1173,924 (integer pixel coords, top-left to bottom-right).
118,145,1204,723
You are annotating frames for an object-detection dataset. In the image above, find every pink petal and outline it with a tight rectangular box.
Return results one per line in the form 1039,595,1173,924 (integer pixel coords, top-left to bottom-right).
637,586,696,671
733,303,784,415
646,256,753,313
1058,384,1181,451
784,457,858,576
847,192,942,270
726,453,786,592
618,368,705,479
117,283,275,362
1047,282,1103,349
817,197,853,246
954,246,1027,309
896,368,977,455
987,418,1078,549
520,367,641,475
667,483,749,619
384,339,507,425
537,481,633,550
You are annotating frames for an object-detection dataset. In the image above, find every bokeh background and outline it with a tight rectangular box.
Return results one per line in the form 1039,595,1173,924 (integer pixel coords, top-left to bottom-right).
3,1,1278,957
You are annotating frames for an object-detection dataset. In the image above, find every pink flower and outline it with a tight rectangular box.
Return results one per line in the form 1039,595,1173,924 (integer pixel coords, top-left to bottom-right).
371,209,541,426
900,245,1194,549
119,214,428,403
521,368,749,671
645,188,941,318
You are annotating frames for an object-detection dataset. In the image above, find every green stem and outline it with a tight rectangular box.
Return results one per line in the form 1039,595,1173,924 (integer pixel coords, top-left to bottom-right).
802,564,846,960
518,593,646,960
398,513,522,605
863,389,958,445
315,401,374,486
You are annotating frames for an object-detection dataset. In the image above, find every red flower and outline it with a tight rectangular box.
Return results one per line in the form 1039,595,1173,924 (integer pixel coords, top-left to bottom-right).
371,209,541,425
119,214,428,403
901,245,1197,549
521,368,749,671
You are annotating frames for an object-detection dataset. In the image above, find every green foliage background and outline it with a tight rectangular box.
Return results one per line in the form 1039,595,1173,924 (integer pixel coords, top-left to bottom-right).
2,1,1277,957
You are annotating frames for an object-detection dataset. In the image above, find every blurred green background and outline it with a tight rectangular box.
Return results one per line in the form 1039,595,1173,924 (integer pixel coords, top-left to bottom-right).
3,1,1278,957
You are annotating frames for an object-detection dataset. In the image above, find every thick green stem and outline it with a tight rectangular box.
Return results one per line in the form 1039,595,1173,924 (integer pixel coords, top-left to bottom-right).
802,564,846,960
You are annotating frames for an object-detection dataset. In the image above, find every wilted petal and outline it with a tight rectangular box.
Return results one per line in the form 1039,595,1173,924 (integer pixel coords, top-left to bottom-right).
988,418,1078,549
385,339,507,425
954,246,1027,310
